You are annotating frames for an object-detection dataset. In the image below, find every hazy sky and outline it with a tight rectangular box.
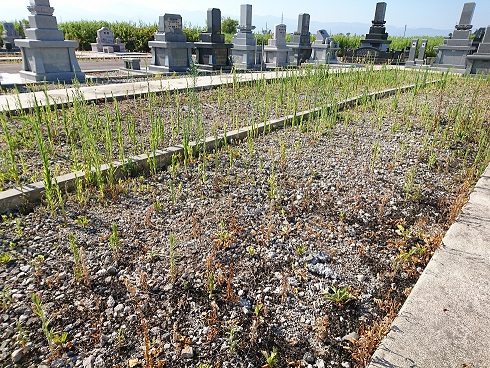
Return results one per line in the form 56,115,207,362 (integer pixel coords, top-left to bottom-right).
3,0,490,31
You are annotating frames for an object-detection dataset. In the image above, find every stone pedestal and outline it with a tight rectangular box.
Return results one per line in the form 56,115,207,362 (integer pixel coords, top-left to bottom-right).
466,26,490,74
231,4,262,70
195,8,233,71
91,27,126,53
148,14,193,73
310,30,339,64
264,24,290,68
432,2,477,70
288,14,312,66
16,0,84,82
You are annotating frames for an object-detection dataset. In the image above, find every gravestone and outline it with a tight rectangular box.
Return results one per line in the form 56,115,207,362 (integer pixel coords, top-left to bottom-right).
91,27,126,53
2,23,21,50
15,0,85,82
288,13,312,66
310,29,339,64
148,13,194,73
416,39,428,64
466,26,490,74
432,2,476,70
360,2,391,52
231,4,262,70
194,8,233,71
405,39,418,66
264,24,290,68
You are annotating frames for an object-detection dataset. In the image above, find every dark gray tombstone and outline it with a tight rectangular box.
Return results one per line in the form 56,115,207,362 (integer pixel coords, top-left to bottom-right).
406,39,418,66
374,2,387,24
432,2,476,70
360,2,391,52
288,13,312,66
195,8,233,71
466,26,490,74
16,0,84,82
231,4,262,70
458,2,476,30
148,13,194,73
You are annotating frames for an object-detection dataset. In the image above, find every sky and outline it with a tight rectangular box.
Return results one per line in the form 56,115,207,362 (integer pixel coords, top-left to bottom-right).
2,0,490,35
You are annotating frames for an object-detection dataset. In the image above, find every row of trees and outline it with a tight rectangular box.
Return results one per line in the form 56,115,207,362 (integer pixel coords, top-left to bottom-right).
1,19,443,56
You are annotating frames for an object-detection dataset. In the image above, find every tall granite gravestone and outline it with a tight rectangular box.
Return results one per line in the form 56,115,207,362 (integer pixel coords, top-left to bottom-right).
2,23,21,50
195,8,233,71
360,2,391,52
263,24,290,68
16,0,84,82
405,39,419,66
231,4,262,70
288,13,312,66
91,27,126,53
432,2,476,70
310,29,339,64
466,26,490,74
148,14,194,73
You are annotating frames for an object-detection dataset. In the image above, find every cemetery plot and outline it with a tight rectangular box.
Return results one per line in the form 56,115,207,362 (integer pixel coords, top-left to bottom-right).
1,67,422,192
0,69,489,368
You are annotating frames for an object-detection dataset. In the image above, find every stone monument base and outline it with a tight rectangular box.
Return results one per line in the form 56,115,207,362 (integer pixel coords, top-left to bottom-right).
289,46,312,66
264,47,289,69
466,54,490,74
432,45,475,70
148,41,193,73
16,39,85,82
311,45,339,64
231,44,262,70
195,43,233,71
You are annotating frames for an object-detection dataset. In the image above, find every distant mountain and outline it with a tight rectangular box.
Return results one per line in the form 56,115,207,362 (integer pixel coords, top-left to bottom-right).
180,11,451,38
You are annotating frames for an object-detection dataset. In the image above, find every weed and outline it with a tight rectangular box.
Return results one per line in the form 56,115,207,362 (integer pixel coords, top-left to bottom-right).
227,325,240,353
262,347,279,368
324,285,356,305
247,246,256,256
68,233,89,285
295,244,307,256
74,216,90,228
15,320,29,350
1,285,12,310
109,223,121,253
0,252,13,265
31,293,68,355
254,302,263,317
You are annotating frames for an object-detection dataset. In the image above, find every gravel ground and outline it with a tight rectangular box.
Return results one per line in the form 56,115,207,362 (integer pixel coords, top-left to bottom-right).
0,73,489,368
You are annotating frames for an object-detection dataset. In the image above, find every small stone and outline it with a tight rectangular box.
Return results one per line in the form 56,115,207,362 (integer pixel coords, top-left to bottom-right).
11,348,24,363
303,352,315,364
342,332,359,342
181,345,194,359
114,304,124,314
341,362,351,368
106,296,115,308
94,355,106,368
316,359,326,368
357,274,366,282
107,266,117,276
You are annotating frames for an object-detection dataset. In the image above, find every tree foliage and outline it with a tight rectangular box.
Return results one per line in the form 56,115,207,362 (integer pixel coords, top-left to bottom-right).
221,17,238,35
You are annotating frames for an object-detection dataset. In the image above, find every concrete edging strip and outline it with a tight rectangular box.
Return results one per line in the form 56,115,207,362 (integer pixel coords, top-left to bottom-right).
369,164,490,367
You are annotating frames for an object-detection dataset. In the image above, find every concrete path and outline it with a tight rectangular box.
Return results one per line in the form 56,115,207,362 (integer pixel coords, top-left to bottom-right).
369,165,490,368
0,67,356,113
